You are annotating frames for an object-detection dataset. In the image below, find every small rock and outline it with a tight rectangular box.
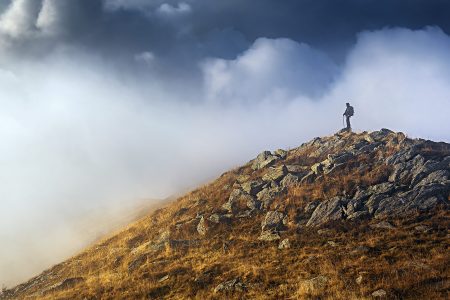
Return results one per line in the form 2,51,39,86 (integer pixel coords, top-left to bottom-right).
311,162,323,175
242,180,265,196
372,289,387,297
280,173,300,188
355,272,369,284
258,230,281,241
261,211,285,231
197,217,207,235
304,200,320,214
278,238,291,249
299,275,329,293
274,149,288,159
214,278,246,293
414,225,431,233
158,275,169,283
370,221,394,230
327,241,338,247
317,229,332,235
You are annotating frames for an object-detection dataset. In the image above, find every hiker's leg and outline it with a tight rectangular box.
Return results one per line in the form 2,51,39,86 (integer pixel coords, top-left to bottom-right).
346,116,351,130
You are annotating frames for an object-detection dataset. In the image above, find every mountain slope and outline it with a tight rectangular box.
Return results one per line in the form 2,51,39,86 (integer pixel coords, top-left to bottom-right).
2,129,449,300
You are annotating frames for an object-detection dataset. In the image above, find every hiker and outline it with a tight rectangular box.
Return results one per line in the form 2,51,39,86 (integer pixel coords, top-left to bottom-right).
343,102,354,131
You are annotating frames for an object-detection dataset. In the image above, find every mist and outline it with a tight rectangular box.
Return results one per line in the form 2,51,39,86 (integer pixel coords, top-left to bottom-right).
0,0,450,288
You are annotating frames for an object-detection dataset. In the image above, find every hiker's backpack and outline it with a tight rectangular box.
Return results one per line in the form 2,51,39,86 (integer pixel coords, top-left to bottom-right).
348,106,354,116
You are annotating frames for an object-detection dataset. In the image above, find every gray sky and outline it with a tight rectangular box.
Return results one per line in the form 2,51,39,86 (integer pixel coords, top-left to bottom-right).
0,0,449,287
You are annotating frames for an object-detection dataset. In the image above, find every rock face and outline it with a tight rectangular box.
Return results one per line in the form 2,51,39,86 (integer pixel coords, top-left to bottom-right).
261,211,285,231
214,278,246,293
306,197,346,227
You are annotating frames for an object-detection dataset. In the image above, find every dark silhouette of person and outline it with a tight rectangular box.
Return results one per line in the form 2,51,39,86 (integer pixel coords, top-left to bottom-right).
343,102,354,131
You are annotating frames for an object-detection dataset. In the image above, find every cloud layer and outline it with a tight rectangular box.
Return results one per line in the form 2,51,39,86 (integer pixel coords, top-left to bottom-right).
0,0,449,287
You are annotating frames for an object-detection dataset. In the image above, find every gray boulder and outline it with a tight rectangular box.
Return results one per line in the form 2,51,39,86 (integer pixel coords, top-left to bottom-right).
197,217,207,235
274,149,288,159
416,170,449,187
252,151,279,170
258,230,281,241
299,275,329,293
261,211,285,231
214,278,246,293
278,238,291,249
223,189,258,212
306,197,347,227
241,180,265,196
262,165,288,182
280,173,300,188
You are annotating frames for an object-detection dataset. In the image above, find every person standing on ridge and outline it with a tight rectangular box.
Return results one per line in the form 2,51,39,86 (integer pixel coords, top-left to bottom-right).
343,102,354,131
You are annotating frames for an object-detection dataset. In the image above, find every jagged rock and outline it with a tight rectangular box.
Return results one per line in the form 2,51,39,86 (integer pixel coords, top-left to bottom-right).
365,194,387,215
324,162,346,175
414,225,431,232
236,210,254,218
262,165,288,182
256,187,281,209
347,211,370,220
410,158,450,186
214,278,246,293
258,230,281,241
370,128,394,141
236,174,250,183
416,170,449,187
278,238,291,249
208,213,231,224
304,201,320,215
306,197,347,227
280,173,300,188
371,221,394,229
223,189,258,212
274,149,288,159
311,162,324,175
241,180,265,196
261,211,285,231
389,154,426,183
300,171,316,184
328,152,354,165
286,164,309,174
372,289,387,297
375,183,449,218
197,217,207,235
252,151,279,170
299,275,329,293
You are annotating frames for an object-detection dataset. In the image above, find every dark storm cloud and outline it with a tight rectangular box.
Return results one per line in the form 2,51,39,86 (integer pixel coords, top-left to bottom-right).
2,0,450,63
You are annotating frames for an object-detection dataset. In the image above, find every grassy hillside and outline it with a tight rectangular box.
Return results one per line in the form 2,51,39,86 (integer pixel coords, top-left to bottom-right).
2,129,449,300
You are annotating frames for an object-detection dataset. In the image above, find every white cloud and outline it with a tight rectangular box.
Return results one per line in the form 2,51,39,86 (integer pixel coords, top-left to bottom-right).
326,26,450,140
202,38,338,104
157,2,192,16
0,0,41,38
134,51,155,65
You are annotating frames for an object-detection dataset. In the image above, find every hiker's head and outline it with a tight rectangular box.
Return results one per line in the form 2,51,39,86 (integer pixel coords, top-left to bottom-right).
346,102,350,107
